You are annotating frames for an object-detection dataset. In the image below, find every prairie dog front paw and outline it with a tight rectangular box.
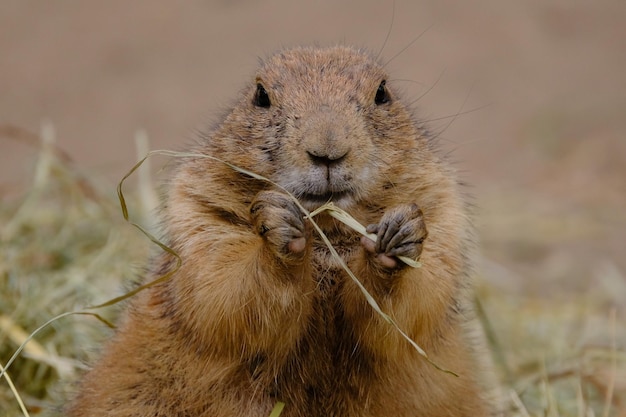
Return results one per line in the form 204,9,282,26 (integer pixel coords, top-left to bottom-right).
361,203,427,269
250,190,307,263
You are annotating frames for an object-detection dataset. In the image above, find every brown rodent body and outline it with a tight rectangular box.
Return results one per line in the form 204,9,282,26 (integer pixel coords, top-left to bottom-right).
67,46,494,416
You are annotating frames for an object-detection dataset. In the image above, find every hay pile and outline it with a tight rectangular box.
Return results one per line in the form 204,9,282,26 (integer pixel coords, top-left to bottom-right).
0,128,150,416
1,128,624,416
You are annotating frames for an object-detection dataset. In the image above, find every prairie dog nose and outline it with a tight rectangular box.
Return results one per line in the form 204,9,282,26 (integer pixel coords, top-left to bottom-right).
302,106,351,166
306,143,349,166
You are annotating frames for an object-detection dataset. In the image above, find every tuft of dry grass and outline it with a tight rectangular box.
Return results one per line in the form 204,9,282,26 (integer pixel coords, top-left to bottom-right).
1,126,624,416
1,126,150,416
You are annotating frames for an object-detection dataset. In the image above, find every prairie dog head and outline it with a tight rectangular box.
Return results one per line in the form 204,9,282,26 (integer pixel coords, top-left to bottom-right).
210,46,422,211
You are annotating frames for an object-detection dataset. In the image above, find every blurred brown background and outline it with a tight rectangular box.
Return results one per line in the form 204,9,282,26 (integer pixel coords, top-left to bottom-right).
1,0,625,296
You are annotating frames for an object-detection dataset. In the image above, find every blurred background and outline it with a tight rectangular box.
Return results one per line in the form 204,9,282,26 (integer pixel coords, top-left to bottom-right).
1,0,625,415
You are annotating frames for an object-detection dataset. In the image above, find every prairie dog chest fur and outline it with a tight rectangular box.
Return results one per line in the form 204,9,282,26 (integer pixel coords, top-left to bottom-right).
66,45,496,417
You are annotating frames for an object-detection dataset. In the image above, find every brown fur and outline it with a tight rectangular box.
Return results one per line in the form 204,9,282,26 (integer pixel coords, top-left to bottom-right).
66,46,495,416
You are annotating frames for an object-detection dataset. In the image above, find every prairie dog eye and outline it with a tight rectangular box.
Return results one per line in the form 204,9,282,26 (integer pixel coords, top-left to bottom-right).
254,83,271,108
374,80,390,105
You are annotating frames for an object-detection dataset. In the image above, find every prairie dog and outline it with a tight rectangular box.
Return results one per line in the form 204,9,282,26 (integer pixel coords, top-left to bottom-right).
67,45,495,416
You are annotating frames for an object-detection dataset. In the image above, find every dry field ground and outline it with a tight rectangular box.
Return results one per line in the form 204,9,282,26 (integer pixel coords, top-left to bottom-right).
1,1,625,416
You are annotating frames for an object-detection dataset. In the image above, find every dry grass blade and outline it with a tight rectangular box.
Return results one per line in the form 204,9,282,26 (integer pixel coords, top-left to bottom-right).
268,401,285,417
510,389,532,417
0,363,30,417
